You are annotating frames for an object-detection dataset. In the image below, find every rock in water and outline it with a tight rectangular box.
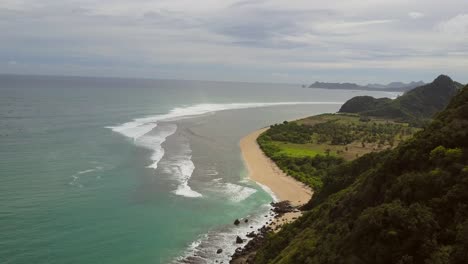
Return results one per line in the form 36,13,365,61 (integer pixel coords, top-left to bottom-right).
234,219,240,225
216,248,223,254
246,231,256,238
236,236,244,244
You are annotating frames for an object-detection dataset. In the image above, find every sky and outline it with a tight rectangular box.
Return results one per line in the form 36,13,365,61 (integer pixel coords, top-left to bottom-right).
1,0,467,84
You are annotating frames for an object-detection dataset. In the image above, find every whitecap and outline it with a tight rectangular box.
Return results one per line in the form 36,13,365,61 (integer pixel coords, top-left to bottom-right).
206,169,219,176
107,102,344,141
107,122,157,140
161,142,202,198
69,166,103,188
134,123,177,170
77,169,96,175
210,181,257,203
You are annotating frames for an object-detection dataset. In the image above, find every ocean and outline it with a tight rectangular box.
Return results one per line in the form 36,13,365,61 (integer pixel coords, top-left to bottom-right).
0,75,396,263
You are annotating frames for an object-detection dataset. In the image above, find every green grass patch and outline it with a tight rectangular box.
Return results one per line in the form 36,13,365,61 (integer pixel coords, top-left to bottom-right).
272,142,328,158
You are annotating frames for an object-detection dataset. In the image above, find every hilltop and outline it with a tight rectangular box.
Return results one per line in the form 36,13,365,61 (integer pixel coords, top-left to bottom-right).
308,80,425,92
339,75,462,125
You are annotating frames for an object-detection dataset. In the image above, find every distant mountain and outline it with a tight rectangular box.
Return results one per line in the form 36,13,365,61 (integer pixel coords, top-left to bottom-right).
366,81,425,90
308,80,425,92
339,75,462,124
309,82,361,90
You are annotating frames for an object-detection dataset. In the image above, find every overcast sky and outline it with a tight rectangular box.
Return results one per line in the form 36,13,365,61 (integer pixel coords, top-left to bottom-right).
1,0,467,84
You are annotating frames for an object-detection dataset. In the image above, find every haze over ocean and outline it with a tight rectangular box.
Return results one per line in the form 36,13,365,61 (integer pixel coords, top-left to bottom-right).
0,75,396,263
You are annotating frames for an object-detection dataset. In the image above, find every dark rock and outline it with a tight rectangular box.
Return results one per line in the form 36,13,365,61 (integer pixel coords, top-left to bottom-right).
271,201,295,215
234,219,240,225
236,236,244,244
246,231,256,238
217,248,223,254
244,219,248,223
230,221,273,263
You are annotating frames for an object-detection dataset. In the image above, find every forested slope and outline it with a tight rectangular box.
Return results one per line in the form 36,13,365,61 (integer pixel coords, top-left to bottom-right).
254,85,468,264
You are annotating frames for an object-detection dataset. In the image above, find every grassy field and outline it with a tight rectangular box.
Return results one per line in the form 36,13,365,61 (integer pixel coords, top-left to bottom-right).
272,142,329,157
265,113,419,161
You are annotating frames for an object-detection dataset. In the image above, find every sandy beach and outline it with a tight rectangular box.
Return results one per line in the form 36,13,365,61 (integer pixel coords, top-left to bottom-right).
240,128,313,227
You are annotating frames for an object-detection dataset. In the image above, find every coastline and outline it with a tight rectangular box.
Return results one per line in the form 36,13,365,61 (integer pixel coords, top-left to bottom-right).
240,128,313,227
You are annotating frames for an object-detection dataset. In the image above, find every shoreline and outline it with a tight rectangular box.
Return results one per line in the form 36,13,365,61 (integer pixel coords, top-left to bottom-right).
240,128,313,227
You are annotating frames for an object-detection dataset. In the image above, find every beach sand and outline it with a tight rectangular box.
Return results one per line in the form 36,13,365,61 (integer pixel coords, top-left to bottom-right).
240,128,313,228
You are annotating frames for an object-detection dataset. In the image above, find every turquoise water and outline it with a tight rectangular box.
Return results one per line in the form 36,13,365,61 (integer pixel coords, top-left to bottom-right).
0,75,395,263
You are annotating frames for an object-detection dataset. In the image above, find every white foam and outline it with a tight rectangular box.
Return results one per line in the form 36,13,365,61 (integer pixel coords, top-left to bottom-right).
69,166,103,188
134,124,177,170
107,102,343,196
174,181,203,198
77,169,96,175
226,183,257,202
175,203,275,263
108,122,157,140
206,169,219,176
161,142,202,198
256,182,279,202
107,102,343,140
210,180,257,202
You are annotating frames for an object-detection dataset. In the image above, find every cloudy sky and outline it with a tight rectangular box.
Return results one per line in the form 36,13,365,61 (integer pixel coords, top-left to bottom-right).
1,0,467,84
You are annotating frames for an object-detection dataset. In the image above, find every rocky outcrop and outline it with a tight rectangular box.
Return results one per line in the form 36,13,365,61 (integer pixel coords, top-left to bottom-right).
230,201,299,263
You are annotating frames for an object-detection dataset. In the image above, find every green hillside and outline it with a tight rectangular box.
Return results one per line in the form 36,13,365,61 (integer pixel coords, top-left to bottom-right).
254,85,468,264
339,75,461,125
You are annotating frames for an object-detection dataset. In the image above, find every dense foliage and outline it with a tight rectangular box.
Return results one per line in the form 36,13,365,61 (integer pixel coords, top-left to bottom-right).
254,85,468,264
339,96,391,114
267,121,313,144
263,117,412,147
339,75,461,126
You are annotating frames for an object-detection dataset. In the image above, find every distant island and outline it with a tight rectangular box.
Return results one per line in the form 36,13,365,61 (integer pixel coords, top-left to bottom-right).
307,80,425,92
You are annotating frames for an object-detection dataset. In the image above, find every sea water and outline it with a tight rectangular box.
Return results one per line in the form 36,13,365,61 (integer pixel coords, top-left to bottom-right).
0,75,397,263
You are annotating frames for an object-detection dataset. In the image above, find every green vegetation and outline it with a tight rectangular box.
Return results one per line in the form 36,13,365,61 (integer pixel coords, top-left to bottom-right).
258,133,343,189
339,75,462,126
254,85,468,264
269,142,325,158
339,96,392,113
257,114,417,189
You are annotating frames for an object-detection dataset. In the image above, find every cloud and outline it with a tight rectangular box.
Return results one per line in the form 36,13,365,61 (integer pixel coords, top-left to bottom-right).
408,12,424,19
436,14,468,34
0,0,467,83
